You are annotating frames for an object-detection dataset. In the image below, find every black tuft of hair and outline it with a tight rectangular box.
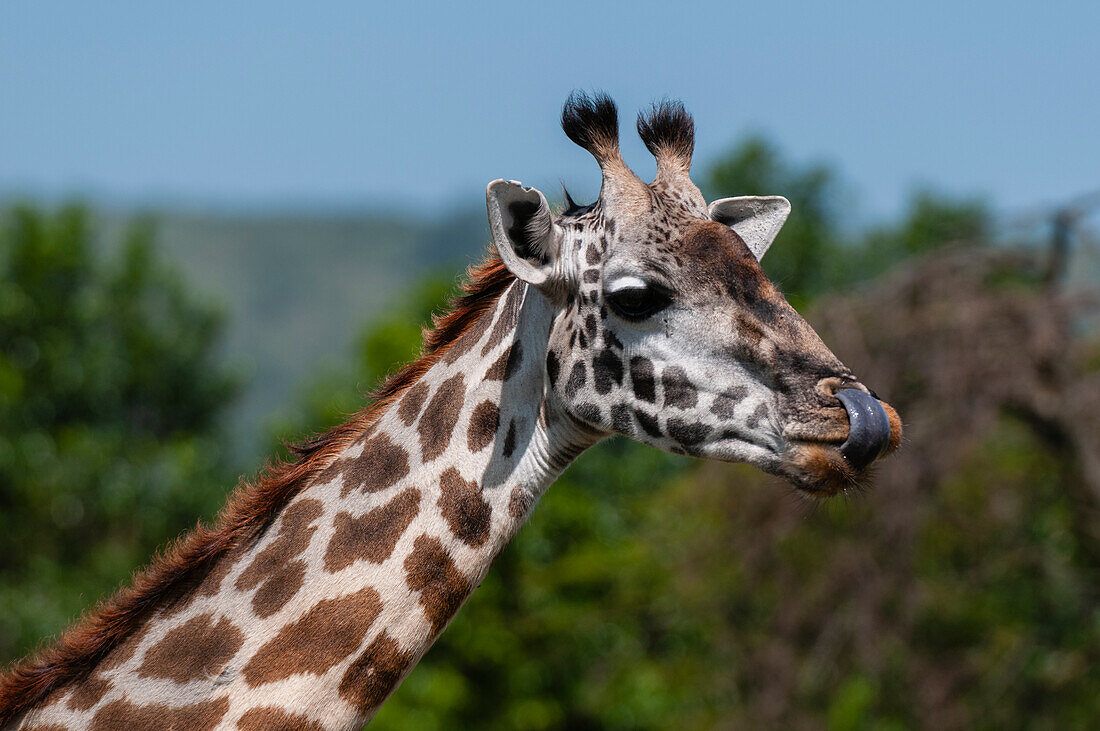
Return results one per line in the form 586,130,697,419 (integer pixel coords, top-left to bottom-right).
637,99,694,164
561,91,620,159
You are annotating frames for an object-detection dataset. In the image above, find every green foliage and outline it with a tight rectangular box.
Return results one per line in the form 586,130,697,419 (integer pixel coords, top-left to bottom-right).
0,205,239,661
860,190,990,274
704,137,991,303
705,136,843,305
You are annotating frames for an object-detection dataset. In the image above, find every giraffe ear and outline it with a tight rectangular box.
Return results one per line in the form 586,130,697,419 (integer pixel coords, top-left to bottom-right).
708,196,791,261
487,179,563,289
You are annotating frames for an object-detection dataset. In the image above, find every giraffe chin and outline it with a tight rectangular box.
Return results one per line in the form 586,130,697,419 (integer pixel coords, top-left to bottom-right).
780,443,868,497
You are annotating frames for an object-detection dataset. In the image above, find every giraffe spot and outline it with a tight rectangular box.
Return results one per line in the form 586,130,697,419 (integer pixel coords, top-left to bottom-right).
242,587,383,687
582,268,600,283
564,361,586,398
279,498,324,532
485,341,525,382
593,349,623,394
324,488,421,572
634,409,662,439
237,707,326,731
336,432,411,497
137,613,244,683
584,313,598,339
480,284,523,356
404,534,472,636
338,631,413,715
418,373,465,461
67,674,112,711
467,400,500,452
397,381,430,426
629,356,656,403
710,386,748,419
484,348,509,380
250,561,307,618
438,467,491,547
236,498,324,616
90,697,228,731
575,402,601,425
667,418,710,446
502,419,517,458
611,404,633,434
503,341,524,380
662,366,698,408
746,402,770,429
546,349,560,384
508,487,535,519
585,243,601,264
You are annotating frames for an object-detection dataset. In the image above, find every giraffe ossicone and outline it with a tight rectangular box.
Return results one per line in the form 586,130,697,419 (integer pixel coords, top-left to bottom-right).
2,92,900,729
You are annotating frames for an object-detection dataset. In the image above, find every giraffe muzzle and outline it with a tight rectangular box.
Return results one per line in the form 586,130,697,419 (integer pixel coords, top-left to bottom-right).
835,388,892,471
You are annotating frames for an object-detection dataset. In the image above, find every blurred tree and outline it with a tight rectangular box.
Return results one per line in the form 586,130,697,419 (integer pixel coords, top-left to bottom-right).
0,205,240,661
859,189,990,274
704,135,845,305
704,137,992,299
264,272,454,454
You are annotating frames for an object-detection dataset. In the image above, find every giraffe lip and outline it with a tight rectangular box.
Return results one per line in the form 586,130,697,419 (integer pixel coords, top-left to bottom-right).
834,388,892,470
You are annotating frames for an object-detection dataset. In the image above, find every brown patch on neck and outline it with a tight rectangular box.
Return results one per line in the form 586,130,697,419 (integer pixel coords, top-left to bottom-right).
404,534,472,636
338,630,414,716
137,613,244,683
241,586,383,687
437,468,491,547
234,498,324,618
0,250,516,726
89,696,228,731
324,488,422,572
237,707,327,731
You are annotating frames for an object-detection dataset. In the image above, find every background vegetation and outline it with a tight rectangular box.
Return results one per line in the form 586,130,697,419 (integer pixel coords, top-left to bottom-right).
2,138,1097,729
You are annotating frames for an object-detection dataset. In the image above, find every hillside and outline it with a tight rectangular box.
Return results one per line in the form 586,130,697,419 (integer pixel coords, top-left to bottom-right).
91,206,490,459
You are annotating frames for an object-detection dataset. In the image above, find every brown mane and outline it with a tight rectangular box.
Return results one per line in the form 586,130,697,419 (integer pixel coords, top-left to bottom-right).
0,249,515,725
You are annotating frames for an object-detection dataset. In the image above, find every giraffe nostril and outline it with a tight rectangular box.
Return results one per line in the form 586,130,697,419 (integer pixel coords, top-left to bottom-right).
815,376,849,402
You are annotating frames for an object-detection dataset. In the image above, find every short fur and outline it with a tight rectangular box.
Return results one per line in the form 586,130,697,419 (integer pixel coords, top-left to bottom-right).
0,249,515,726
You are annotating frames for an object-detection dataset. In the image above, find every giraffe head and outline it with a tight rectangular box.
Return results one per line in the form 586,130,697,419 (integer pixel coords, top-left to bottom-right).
487,93,900,495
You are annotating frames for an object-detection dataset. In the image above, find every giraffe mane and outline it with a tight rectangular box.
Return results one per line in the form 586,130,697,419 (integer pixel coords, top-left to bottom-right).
0,248,515,725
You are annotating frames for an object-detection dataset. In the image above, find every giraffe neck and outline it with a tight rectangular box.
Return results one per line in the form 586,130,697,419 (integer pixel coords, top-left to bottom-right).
19,279,603,730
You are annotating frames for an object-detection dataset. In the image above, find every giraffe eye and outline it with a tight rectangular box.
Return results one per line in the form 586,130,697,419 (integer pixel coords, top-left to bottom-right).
606,283,673,321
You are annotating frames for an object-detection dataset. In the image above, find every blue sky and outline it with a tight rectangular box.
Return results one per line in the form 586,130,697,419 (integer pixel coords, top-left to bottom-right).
2,1,1097,223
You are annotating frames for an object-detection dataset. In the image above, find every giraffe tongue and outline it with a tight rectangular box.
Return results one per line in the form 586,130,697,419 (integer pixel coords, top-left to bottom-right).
835,388,892,471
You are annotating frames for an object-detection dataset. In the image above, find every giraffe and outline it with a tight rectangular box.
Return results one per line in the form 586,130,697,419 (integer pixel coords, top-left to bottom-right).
1,93,901,729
